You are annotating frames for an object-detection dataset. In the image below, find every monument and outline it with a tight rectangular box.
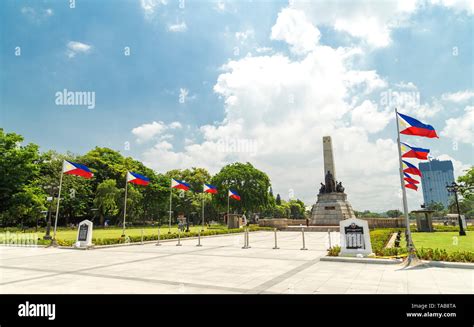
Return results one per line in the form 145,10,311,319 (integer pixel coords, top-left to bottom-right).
340,217,373,257
75,219,93,248
311,136,356,225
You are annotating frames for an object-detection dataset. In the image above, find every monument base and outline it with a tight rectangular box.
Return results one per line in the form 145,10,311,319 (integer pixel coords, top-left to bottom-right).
311,192,355,226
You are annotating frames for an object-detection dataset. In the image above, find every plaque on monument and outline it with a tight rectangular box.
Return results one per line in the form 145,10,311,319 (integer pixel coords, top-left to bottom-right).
76,220,93,248
340,218,372,257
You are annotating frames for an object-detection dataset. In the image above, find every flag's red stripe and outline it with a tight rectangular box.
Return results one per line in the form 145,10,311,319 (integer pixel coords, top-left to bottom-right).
129,179,149,186
65,168,93,179
402,150,429,160
400,127,438,138
403,167,422,176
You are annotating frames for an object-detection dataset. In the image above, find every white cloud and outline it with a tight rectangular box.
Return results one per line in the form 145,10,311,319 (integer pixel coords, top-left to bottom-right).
235,29,254,44
291,0,419,48
21,7,54,22
168,22,187,32
351,100,391,133
66,41,92,58
140,0,167,18
441,106,474,144
271,8,320,54
132,121,182,143
441,90,474,103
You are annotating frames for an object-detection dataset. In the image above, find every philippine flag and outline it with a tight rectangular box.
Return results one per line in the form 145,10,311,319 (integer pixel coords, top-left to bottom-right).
63,160,93,179
228,189,241,201
403,172,419,185
401,142,430,160
398,112,438,138
402,160,422,177
203,183,218,194
127,171,150,186
171,178,190,191
405,183,418,191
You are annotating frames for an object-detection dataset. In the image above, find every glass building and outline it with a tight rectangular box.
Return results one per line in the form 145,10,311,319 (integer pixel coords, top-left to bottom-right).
419,159,455,208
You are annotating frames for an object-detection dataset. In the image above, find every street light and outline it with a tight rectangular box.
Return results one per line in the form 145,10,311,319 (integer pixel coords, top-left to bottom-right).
446,181,471,236
42,185,58,240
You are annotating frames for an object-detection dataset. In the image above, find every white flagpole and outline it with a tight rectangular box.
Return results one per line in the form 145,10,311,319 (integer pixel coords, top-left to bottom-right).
169,182,172,234
122,173,128,236
52,163,64,245
202,191,205,232
227,191,230,224
395,108,416,263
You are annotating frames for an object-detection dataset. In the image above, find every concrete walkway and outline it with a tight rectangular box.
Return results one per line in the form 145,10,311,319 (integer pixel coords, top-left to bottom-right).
0,231,472,294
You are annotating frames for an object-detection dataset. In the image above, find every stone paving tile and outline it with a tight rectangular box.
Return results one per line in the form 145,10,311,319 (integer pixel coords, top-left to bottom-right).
1,231,472,294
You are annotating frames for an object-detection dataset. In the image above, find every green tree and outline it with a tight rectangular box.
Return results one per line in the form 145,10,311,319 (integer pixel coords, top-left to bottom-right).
6,185,46,228
94,179,120,225
211,162,273,215
386,209,403,218
275,194,281,205
0,129,41,223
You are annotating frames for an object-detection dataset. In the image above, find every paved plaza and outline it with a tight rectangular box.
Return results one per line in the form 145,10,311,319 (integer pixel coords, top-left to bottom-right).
0,231,472,294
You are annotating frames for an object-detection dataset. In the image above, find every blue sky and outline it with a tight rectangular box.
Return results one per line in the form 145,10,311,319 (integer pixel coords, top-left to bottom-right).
1,0,473,211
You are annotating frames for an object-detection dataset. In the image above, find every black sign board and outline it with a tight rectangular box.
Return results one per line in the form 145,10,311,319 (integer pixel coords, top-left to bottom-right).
344,223,365,249
78,224,89,241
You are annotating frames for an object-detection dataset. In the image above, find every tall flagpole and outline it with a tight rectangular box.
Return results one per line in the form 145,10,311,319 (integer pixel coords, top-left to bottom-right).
227,191,230,224
169,185,172,234
395,108,417,264
202,193,205,232
52,164,64,246
122,174,128,236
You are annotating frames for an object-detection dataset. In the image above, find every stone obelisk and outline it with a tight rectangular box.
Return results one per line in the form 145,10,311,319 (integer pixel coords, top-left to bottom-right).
323,136,336,181
311,136,355,226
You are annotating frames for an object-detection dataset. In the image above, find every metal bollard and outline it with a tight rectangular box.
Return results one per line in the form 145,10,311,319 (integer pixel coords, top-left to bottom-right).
242,228,249,249
196,230,202,247
141,228,144,244
327,229,332,249
301,227,308,250
176,229,182,246
273,228,279,249
156,227,161,246
247,227,251,248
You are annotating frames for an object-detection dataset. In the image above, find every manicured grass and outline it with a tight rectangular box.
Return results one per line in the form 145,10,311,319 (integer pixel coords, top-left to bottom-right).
0,225,225,243
412,231,474,253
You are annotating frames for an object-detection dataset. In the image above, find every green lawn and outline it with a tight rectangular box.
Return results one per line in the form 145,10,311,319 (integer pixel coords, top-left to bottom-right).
0,225,225,243
412,231,474,253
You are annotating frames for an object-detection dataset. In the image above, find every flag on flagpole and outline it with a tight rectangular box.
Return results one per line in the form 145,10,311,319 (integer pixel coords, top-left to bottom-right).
63,160,93,178
203,183,218,194
171,179,191,191
228,189,241,201
405,183,418,191
402,160,422,177
401,142,430,160
127,172,150,186
398,112,438,138
403,172,419,185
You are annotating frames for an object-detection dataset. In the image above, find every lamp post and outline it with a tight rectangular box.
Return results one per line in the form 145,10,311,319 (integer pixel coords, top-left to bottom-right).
446,182,469,236
42,185,57,240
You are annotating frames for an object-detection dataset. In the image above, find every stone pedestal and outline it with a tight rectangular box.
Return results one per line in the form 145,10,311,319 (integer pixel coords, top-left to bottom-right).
311,193,355,226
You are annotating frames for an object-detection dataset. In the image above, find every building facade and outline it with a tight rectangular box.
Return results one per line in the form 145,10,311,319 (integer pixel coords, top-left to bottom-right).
419,159,455,208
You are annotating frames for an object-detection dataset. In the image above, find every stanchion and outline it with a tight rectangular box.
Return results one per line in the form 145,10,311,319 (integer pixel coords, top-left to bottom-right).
273,228,279,250
301,227,308,250
196,230,202,247
327,229,332,249
176,229,182,246
156,227,161,246
242,228,249,249
246,227,251,248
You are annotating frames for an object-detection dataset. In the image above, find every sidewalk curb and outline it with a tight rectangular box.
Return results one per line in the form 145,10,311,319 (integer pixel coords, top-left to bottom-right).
320,255,474,269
